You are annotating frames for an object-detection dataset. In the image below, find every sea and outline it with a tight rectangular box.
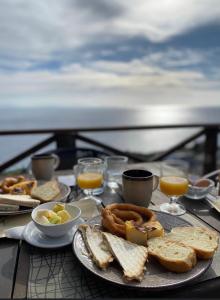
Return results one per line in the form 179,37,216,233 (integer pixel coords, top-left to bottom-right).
0,105,219,171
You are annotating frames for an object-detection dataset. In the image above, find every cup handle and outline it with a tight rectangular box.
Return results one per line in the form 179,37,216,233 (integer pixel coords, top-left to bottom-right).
52,154,60,170
153,175,159,191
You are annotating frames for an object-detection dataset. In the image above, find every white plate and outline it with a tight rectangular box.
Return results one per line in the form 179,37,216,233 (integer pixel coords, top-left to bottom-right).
73,212,212,291
23,218,84,248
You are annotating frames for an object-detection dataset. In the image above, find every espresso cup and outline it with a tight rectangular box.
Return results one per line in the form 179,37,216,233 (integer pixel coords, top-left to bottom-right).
31,154,60,181
122,169,159,207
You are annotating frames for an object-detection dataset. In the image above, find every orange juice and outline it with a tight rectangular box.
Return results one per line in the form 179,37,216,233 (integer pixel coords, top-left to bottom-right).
160,176,188,196
77,172,103,189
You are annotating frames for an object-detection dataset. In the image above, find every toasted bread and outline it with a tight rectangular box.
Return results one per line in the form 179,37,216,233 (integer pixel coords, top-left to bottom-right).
102,232,148,281
148,237,197,273
165,226,219,259
31,181,60,202
79,225,114,269
0,194,40,207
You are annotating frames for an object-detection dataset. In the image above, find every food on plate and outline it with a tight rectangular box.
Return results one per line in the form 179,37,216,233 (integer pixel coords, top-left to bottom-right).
125,220,164,246
35,203,71,225
31,180,60,202
147,237,197,273
79,224,114,269
0,203,19,211
8,180,37,195
102,232,148,281
165,227,219,259
0,175,30,194
53,203,65,213
0,194,40,208
146,221,165,239
78,221,219,282
101,203,156,238
125,221,148,246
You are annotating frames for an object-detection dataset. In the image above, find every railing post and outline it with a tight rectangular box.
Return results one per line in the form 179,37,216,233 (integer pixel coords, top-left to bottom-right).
55,132,77,149
204,127,218,174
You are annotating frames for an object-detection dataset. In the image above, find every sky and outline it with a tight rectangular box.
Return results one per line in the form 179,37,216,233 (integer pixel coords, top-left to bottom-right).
0,0,220,108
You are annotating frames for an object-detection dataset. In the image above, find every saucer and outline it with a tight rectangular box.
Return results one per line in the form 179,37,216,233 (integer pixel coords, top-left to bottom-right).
23,218,84,249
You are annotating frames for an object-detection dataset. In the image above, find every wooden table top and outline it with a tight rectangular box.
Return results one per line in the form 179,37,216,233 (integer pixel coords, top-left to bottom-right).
1,162,220,299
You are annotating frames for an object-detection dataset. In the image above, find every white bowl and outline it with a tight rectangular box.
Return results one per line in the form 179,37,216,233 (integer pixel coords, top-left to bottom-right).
31,202,81,237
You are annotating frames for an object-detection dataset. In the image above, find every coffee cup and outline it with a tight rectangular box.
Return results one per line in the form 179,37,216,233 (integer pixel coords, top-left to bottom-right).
122,169,159,207
31,154,60,181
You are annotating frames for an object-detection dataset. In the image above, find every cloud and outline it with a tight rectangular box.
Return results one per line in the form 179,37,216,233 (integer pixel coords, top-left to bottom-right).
0,1,220,108
0,48,220,108
1,0,220,67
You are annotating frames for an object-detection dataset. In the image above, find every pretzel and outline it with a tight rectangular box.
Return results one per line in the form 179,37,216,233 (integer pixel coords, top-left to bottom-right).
1,177,19,193
101,203,156,237
1,175,27,193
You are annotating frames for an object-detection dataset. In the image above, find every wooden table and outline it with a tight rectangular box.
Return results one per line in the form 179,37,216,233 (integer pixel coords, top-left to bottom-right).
1,162,220,299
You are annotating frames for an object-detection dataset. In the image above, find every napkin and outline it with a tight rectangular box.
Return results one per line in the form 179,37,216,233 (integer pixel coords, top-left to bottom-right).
70,199,101,221
4,225,25,239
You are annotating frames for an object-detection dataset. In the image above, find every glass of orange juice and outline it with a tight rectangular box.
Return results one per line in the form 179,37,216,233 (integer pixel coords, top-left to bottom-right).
75,158,105,204
159,160,189,216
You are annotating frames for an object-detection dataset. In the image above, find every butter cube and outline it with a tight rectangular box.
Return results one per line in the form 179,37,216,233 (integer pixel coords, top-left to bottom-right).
53,203,65,213
57,210,71,223
49,215,62,224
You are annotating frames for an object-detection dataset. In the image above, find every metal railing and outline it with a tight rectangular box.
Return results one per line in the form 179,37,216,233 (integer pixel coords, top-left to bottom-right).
0,124,219,173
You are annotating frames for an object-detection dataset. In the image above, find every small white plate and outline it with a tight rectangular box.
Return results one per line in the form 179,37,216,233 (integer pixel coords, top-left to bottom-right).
23,218,84,249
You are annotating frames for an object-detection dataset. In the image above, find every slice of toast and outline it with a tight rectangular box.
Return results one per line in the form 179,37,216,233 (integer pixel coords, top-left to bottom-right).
31,181,60,202
147,237,197,273
0,194,40,207
166,227,219,259
102,232,148,282
79,225,114,269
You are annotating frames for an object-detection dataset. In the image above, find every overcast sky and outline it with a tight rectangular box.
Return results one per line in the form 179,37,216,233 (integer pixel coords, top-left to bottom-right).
0,0,220,108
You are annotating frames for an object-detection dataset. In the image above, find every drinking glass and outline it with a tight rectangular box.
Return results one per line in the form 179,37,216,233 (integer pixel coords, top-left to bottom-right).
159,159,189,216
105,156,128,190
75,157,105,204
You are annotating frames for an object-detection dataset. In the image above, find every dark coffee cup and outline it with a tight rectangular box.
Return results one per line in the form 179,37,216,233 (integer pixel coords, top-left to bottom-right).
122,169,159,207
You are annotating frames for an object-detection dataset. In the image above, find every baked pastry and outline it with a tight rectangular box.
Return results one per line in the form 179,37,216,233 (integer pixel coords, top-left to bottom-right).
1,176,27,193
165,226,219,259
8,180,37,195
101,203,156,238
148,237,197,273
31,181,60,202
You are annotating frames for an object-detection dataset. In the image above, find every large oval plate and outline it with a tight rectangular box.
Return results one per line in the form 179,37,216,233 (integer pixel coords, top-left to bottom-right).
0,182,71,216
73,211,212,291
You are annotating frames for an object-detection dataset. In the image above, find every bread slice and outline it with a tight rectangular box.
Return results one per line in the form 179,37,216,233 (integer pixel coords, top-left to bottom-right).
79,225,114,269
0,194,40,207
166,227,219,259
31,181,60,202
148,237,197,273
102,232,148,282
0,203,19,211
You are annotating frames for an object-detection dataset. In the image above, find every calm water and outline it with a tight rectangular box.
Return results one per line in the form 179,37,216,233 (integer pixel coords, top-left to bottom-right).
0,105,219,169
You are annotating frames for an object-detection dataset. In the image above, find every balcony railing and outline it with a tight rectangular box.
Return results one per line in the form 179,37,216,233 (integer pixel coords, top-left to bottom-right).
0,123,219,174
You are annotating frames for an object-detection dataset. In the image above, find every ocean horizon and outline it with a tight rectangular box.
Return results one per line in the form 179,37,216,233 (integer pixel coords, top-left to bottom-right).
1,104,218,170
